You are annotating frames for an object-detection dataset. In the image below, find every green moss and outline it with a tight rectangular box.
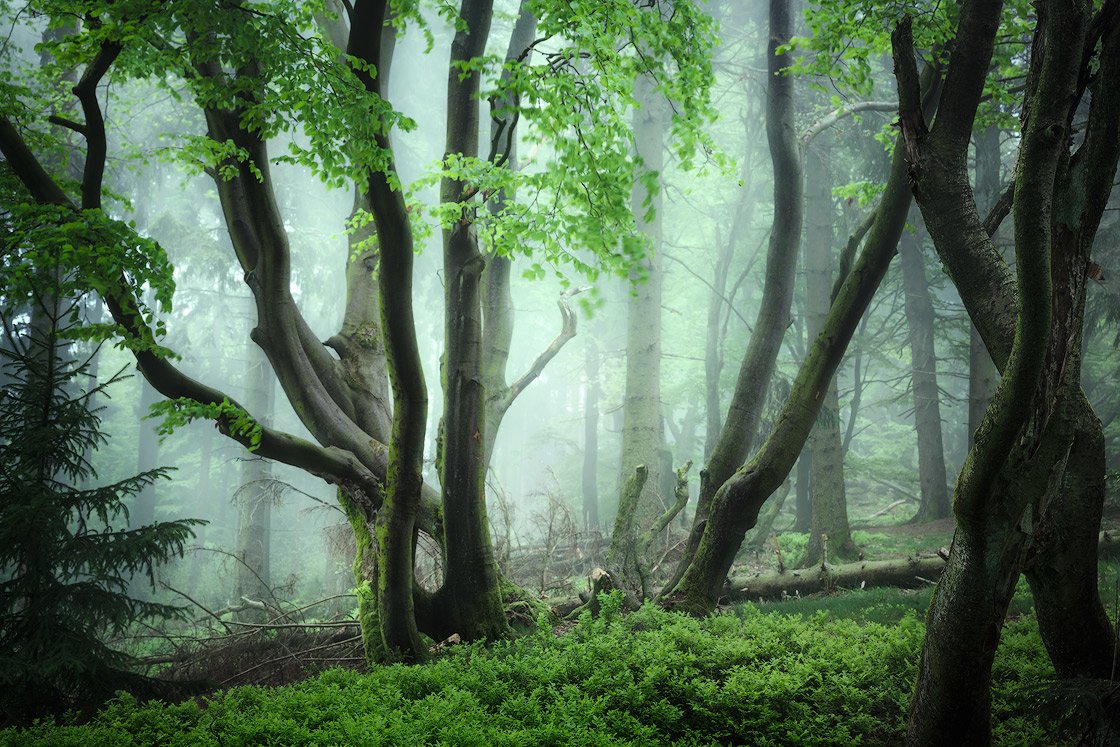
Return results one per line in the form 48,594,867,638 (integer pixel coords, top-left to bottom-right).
339,489,384,664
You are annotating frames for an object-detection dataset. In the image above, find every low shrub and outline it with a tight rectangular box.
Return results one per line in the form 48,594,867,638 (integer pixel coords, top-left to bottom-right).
1,594,1065,746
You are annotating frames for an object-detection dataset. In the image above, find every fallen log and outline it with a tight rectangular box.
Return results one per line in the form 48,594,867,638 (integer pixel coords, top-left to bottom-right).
724,555,947,602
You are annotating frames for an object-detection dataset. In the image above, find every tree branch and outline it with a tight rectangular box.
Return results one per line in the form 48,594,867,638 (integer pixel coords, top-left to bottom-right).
0,114,385,509
799,100,896,147
72,40,122,210
498,291,580,415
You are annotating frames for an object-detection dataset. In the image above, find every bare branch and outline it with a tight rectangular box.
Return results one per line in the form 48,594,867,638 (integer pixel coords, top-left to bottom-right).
799,100,896,147
499,291,581,415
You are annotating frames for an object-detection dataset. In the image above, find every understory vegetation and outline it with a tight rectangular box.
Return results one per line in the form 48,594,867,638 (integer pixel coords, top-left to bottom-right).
6,570,1119,747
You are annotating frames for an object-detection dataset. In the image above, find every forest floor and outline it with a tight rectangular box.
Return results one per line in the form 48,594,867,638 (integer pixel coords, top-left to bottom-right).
8,558,1119,746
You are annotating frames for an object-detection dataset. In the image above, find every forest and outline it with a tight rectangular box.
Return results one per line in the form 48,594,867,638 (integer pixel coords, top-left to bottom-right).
1,0,1119,744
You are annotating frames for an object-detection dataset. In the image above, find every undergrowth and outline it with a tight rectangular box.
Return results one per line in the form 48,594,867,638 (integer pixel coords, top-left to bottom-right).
2,591,1072,746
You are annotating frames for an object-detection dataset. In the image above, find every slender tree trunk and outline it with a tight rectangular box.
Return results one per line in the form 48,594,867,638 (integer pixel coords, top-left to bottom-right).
583,336,601,533
235,341,275,622
800,142,855,566
899,220,949,522
619,66,666,529
349,0,428,660
665,59,939,612
671,0,804,588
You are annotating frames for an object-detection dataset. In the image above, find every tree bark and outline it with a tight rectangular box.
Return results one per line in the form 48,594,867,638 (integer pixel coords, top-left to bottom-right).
899,220,950,522
729,555,947,602
349,0,428,660
967,125,1001,449
664,59,940,613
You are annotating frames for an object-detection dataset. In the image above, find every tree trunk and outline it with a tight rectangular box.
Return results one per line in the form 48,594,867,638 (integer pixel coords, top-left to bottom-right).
234,341,275,623
899,221,950,522
891,3,1103,741
436,0,508,642
967,125,1001,449
479,2,573,472
673,0,804,587
582,336,601,533
729,555,946,602
665,60,937,612
1023,396,1114,679
349,0,428,660
619,65,666,527
800,141,856,566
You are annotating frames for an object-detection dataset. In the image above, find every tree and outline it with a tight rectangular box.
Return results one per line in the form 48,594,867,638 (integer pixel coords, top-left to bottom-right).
0,0,717,661
664,7,942,613
892,0,1120,739
666,0,804,595
898,216,949,523
0,237,200,722
799,138,857,566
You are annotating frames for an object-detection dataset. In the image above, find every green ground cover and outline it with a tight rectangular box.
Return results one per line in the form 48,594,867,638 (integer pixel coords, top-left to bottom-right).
10,567,1117,747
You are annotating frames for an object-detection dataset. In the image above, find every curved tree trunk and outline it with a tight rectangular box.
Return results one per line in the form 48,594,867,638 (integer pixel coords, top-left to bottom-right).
892,2,1110,741
672,0,804,588
664,60,939,611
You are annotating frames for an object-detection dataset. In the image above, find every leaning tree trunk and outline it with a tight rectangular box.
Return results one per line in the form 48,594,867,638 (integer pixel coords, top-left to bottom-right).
800,140,856,567
664,59,940,613
670,0,803,589
898,219,949,523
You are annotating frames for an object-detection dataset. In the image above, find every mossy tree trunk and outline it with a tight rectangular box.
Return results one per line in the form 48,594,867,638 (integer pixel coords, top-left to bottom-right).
665,58,940,613
967,125,1001,449
670,0,803,589
891,1,1118,740
348,0,428,661
435,0,508,642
